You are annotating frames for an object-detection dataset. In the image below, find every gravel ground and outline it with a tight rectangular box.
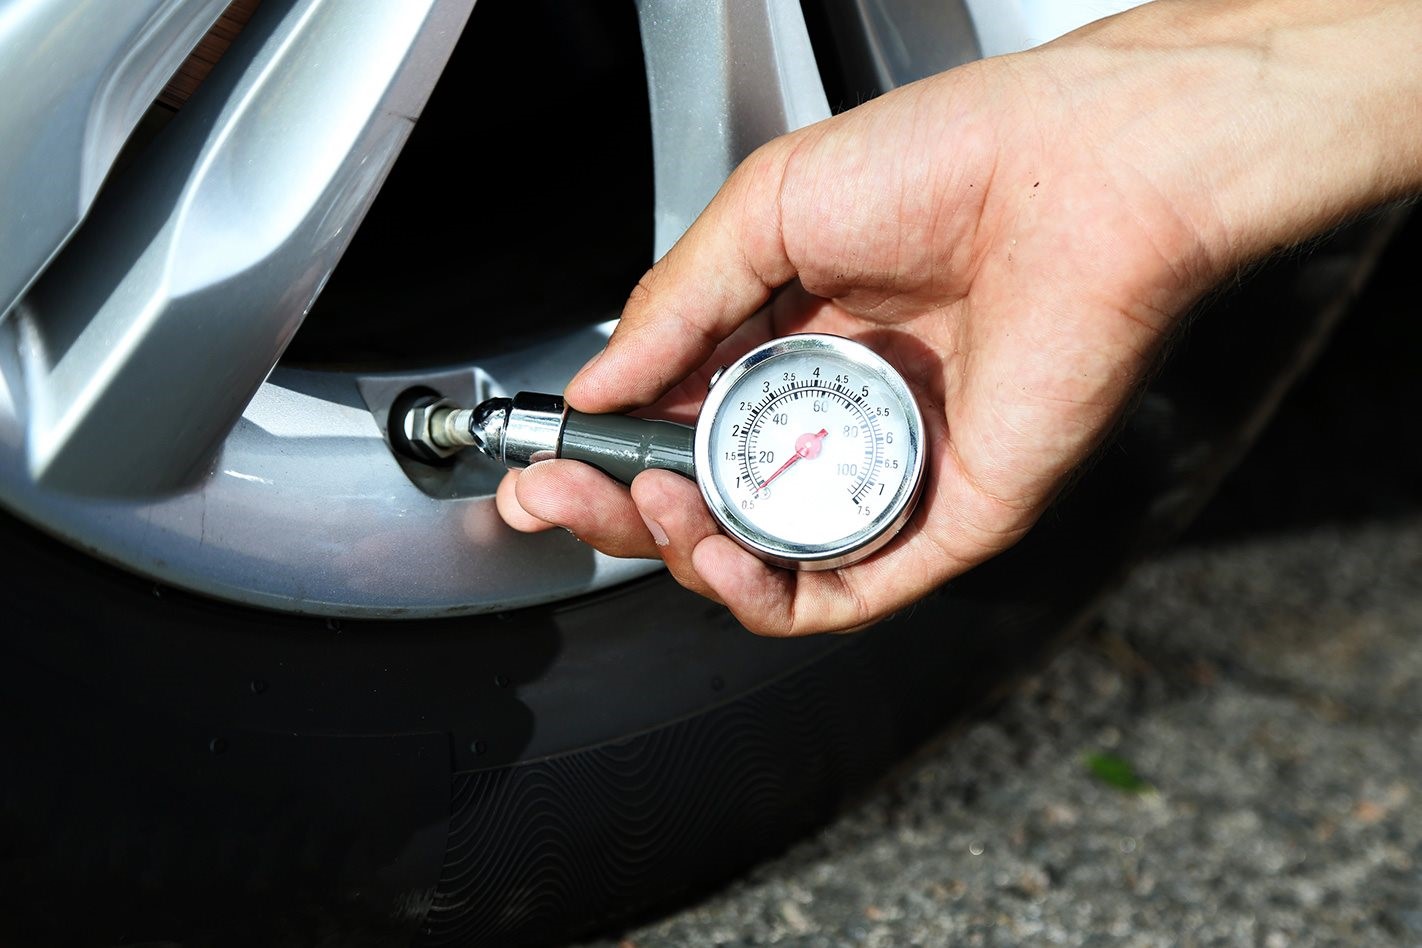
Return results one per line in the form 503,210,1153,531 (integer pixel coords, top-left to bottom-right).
581,219,1422,947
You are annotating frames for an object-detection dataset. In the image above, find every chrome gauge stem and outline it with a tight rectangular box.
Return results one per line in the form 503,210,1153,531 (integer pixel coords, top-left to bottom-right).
400,392,696,483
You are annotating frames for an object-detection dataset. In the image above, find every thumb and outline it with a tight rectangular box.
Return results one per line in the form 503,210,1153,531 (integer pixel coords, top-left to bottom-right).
566,140,800,413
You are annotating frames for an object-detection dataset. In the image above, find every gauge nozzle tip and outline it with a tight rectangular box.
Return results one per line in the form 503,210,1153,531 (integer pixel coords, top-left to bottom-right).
465,397,512,460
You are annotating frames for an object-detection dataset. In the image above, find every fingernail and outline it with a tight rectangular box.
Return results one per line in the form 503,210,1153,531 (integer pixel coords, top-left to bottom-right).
640,511,669,547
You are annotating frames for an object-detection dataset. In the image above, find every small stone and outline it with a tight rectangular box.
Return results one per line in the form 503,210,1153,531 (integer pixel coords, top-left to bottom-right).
1352,799,1386,824
1042,803,1079,827
780,900,811,933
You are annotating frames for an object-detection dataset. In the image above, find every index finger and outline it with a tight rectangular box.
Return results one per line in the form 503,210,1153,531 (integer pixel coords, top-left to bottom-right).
565,140,800,414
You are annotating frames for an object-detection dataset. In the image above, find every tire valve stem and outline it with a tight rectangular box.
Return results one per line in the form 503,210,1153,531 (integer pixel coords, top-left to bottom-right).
394,394,514,466
392,390,694,484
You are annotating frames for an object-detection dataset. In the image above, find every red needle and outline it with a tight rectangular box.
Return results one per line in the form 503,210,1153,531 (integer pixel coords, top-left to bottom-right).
758,428,828,490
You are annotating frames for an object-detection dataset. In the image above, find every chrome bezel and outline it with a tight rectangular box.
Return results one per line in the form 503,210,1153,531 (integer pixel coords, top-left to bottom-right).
693,334,926,571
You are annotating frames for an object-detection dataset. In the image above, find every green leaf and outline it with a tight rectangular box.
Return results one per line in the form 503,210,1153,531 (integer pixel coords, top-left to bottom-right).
1084,752,1150,793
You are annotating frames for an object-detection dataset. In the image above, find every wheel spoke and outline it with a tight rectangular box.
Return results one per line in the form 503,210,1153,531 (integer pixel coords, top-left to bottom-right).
963,0,1154,57
813,0,980,95
0,0,231,321
12,0,476,495
635,0,830,258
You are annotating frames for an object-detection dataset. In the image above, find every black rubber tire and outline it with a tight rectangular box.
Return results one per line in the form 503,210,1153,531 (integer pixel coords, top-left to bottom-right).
0,214,1406,947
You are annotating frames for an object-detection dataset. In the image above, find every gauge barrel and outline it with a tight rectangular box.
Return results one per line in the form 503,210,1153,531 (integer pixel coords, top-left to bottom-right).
460,392,694,484
561,410,695,483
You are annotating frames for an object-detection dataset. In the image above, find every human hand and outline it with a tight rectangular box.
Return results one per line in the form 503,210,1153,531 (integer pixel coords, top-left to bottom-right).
497,0,1422,635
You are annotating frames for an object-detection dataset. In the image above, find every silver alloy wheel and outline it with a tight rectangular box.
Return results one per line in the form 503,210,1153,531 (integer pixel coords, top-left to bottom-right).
0,0,1144,617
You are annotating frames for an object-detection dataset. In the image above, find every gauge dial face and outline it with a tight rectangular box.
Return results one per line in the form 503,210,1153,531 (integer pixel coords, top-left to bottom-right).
694,335,925,570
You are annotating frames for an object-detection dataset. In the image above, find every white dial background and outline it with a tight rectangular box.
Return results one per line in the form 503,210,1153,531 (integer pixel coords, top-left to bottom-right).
705,348,917,550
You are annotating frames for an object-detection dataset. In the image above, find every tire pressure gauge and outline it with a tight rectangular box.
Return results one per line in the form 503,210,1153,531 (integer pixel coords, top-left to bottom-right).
692,334,926,569
395,334,927,571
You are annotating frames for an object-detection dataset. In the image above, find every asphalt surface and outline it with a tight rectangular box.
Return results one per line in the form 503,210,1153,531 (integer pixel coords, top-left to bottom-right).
581,218,1422,947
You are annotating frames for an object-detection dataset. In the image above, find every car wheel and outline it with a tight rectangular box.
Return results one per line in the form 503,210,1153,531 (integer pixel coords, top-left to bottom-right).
0,1,1404,944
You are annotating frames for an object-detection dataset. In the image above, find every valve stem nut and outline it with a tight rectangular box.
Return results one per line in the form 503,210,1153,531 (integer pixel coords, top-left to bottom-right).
399,395,463,462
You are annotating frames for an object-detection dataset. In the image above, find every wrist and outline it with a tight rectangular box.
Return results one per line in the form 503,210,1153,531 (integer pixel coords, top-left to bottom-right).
1048,0,1422,276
